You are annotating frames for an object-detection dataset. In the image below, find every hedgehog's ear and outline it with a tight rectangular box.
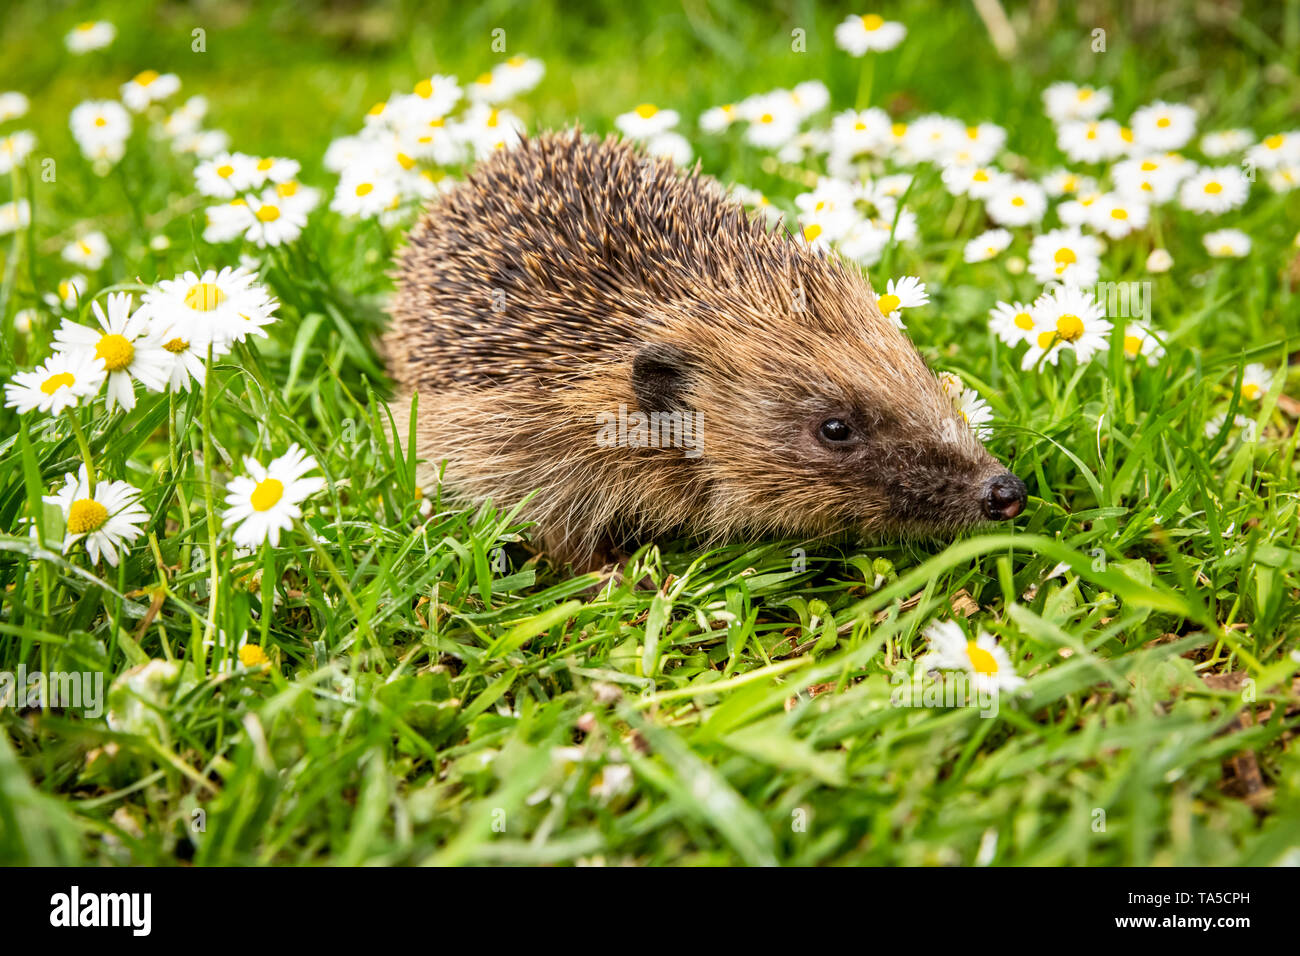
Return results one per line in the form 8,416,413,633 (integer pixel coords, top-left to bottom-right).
631,343,695,414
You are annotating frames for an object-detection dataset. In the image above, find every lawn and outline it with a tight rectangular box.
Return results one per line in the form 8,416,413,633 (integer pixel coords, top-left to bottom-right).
1,0,1299,866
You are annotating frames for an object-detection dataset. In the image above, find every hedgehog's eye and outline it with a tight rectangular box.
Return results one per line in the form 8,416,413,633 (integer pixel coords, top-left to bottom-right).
818,418,853,444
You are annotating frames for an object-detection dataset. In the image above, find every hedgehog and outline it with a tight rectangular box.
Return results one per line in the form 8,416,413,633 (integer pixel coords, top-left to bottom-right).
385,130,1027,570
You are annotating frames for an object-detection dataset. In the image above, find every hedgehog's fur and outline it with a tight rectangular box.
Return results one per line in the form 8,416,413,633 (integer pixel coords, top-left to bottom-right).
386,129,1022,569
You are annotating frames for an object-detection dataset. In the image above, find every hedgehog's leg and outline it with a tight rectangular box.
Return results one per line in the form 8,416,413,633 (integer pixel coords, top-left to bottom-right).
534,528,621,577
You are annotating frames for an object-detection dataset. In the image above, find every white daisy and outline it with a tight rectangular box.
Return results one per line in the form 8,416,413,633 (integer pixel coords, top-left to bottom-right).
1042,82,1112,123
904,114,966,164
1203,228,1251,258
1200,129,1254,157
160,95,209,139
700,103,741,134
828,107,891,158
172,129,229,159
249,155,301,185
1122,323,1165,366
61,231,111,270
1238,364,1272,401
1028,227,1103,286
1146,248,1174,273
988,300,1037,347
4,350,106,415
69,100,131,164
407,73,464,118
44,275,86,311
455,104,525,158
1040,168,1095,198
1245,131,1300,171
44,465,148,567
65,21,116,54
0,91,28,122
941,163,1009,200
0,91,29,123
195,152,260,198
1023,286,1112,368
0,199,31,235
330,170,400,218
1268,164,1300,192
875,276,928,328
202,198,256,243
1112,154,1186,204
963,228,1013,263
1062,118,1132,163
920,620,1025,696
52,293,171,412
140,266,279,350
1056,189,1104,228
0,130,36,175
739,94,800,149
938,374,993,439
616,103,679,140
242,192,305,247
120,70,181,112
493,57,544,99
465,69,512,105
1130,100,1197,152
1179,165,1250,214
1088,193,1149,239
986,180,1047,226
834,13,907,55
222,444,327,548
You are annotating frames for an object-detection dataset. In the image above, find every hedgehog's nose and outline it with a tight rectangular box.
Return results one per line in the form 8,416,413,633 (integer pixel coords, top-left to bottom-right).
981,473,1027,521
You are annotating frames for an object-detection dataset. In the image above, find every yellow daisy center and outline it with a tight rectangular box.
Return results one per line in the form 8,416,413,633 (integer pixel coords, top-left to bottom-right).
239,644,269,668
1140,160,1158,171
1120,127,1134,143
634,103,658,119
861,14,884,30
250,478,284,512
396,152,415,170
1124,335,1143,357
216,164,234,178
94,116,107,127
256,204,281,222
877,293,901,314
1054,247,1077,267
1085,126,1098,140
367,102,386,117
486,109,500,128
759,113,773,124
184,282,226,311
1061,175,1078,192
1056,314,1085,341
277,181,299,197
1204,181,1222,194
67,498,108,535
966,641,998,675
1077,88,1093,101
1013,312,1034,330
1156,116,1171,128
95,333,134,372
973,169,989,182
41,371,75,394
1263,134,1284,149
164,337,189,353
803,223,822,242
1241,383,1261,400
1011,196,1025,207
1110,207,1129,220
134,70,159,87
355,182,374,197
475,72,493,85
77,22,95,31
414,79,433,98
256,157,274,171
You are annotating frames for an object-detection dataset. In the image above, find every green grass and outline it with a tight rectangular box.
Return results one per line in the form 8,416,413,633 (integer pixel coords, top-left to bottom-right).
2,0,1300,865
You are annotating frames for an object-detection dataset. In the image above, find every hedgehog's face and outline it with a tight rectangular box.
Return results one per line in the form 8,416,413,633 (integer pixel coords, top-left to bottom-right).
630,331,1027,537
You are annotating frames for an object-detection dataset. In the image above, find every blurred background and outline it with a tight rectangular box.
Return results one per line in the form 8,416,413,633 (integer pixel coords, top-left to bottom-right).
5,0,1297,177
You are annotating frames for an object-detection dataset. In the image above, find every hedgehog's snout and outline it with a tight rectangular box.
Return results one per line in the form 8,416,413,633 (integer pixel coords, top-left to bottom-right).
981,473,1027,521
